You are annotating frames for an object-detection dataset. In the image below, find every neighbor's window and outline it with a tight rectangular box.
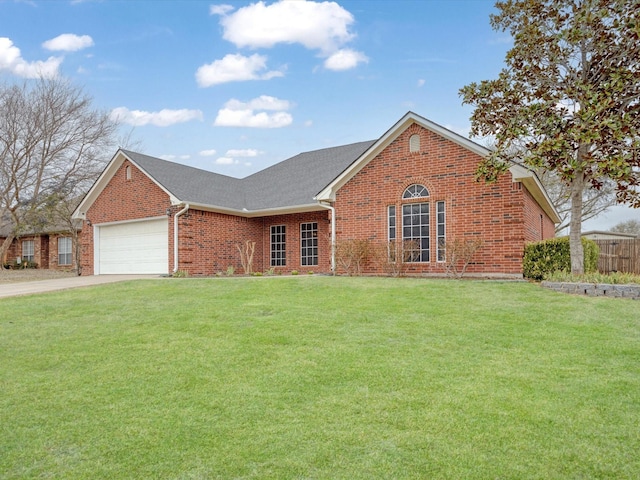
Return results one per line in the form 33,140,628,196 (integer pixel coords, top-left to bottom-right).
409,134,421,153
58,237,73,265
437,201,446,262
22,240,34,262
300,222,318,266
271,225,286,267
402,203,429,262
402,184,429,199
125,165,131,180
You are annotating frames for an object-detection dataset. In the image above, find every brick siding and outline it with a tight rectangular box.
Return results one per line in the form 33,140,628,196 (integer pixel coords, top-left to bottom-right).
333,123,554,275
79,124,556,276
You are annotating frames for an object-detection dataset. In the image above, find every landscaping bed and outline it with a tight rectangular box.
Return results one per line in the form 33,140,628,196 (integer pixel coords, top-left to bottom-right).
541,280,640,299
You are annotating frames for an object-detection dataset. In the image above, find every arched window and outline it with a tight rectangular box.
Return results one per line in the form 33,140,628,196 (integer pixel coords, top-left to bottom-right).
125,165,131,180
409,134,420,153
402,184,429,199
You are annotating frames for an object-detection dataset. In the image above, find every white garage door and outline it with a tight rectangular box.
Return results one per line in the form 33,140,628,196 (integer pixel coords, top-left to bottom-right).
97,219,169,274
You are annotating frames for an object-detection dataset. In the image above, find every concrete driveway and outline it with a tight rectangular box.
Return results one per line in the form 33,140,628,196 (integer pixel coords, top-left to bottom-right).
0,275,160,299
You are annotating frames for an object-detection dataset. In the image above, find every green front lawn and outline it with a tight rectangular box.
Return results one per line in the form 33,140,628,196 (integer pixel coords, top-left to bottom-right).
1,277,638,479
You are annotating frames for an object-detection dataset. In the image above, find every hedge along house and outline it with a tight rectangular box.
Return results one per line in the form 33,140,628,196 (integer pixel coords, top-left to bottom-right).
73,112,559,277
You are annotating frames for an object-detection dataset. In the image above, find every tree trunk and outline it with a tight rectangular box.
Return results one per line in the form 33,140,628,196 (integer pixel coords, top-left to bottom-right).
569,170,585,275
0,234,15,273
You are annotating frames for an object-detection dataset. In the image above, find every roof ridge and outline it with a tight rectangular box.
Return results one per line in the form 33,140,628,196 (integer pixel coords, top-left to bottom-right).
121,149,239,182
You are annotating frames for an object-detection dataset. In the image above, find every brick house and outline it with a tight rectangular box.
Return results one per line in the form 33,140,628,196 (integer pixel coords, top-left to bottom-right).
0,224,79,271
73,112,559,277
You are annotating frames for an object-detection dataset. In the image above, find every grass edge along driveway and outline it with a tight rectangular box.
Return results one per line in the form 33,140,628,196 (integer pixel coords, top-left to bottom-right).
1,276,638,479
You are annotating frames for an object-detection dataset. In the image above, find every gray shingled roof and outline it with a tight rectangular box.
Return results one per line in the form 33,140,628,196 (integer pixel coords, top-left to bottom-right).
122,140,375,212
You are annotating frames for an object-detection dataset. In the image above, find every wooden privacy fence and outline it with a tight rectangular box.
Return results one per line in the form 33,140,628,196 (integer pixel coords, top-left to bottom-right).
593,239,640,274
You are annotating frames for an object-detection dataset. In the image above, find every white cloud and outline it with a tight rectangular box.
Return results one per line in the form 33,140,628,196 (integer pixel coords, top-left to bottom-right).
215,109,293,128
215,157,237,165
110,107,204,127
220,0,356,54
225,95,291,111
196,53,284,87
323,48,368,71
210,4,234,15
199,149,218,156
226,148,262,157
0,37,61,78
42,33,94,52
214,95,293,128
417,79,426,87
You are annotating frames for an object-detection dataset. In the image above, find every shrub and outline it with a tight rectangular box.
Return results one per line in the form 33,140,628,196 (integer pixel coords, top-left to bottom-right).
226,265,235,276
544,271,640,285
370,239,419,277
172,270,189,278
335,239,372,276
442,238,484,279
3,259,38,269
523,237,599,280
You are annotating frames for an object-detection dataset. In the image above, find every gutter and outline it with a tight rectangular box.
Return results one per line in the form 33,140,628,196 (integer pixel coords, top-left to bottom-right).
173,203,189,273
317,201,336,274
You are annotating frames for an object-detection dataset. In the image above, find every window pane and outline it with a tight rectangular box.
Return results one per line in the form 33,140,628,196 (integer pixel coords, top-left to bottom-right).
271,225,286,266
401,202,430,263
300,223,318,266
436,201,445,263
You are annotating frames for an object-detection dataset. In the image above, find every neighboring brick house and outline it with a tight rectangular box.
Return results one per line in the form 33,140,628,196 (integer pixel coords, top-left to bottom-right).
0,224,79,271
73,112,559,277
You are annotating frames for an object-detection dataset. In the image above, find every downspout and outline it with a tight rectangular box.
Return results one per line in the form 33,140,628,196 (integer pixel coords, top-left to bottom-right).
318,201,336,274
173,203,189,273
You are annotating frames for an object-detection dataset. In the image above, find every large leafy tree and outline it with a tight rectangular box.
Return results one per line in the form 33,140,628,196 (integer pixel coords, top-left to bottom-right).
460,0,640,274
0,77,118,268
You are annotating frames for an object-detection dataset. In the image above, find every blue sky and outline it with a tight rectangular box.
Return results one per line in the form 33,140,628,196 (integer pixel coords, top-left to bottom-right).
1,0,637,230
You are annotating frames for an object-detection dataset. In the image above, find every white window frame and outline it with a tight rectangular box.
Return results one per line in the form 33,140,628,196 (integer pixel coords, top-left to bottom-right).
270,225,286,267
402,202,430,262
22,240,35,262
437,201,446,262
402,184,429,199
58,236,73,265
300,222,318,266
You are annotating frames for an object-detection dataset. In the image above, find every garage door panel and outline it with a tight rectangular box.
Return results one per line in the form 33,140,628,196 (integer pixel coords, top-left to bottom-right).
98,219,168,274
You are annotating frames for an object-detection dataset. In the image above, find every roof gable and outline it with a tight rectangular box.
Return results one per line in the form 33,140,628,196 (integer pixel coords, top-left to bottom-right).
316,111,491,201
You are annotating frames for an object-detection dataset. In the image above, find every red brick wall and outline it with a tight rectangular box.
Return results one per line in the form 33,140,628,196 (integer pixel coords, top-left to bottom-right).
3,234,79,270
260,211,332,274
79,159,173,275
333,123,554,275
47,234,77,270
174,209,262,276
5,235,48,268
175,209,331,276
522,187,556,243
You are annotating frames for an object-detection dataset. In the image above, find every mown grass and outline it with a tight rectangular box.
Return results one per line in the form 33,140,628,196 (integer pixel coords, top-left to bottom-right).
1,276,639,479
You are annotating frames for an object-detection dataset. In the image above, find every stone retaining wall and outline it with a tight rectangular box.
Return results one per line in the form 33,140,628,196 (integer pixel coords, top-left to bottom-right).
541,281,640,300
